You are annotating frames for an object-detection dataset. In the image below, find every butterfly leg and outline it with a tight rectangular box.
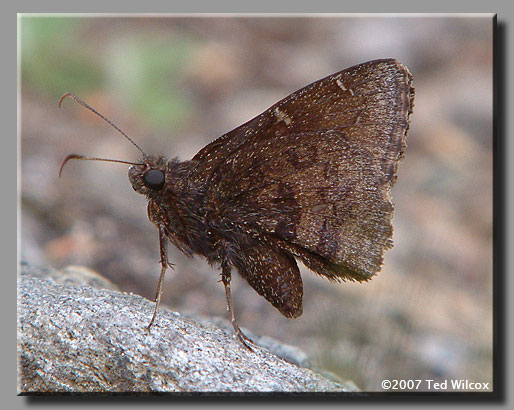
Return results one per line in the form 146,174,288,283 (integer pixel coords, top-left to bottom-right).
146,227,169,332
221,262,254,351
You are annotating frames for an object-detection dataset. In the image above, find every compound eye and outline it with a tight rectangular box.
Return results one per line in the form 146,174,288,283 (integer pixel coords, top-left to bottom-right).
143,169,165,191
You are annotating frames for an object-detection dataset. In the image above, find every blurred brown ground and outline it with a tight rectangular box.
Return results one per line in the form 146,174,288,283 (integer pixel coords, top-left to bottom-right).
20,16,493,391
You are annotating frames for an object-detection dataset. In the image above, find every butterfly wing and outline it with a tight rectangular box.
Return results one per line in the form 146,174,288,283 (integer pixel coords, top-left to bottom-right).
230,242,303,318
193,59,414,282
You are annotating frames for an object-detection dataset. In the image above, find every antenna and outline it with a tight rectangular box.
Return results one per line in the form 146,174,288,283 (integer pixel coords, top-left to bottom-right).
59,93,146,155
59,154,143,178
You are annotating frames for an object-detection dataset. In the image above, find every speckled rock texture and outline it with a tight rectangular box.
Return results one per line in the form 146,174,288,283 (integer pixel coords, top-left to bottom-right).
17,265,356,393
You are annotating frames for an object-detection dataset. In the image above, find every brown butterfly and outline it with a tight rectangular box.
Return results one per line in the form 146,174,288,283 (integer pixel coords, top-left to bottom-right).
59,58,414,349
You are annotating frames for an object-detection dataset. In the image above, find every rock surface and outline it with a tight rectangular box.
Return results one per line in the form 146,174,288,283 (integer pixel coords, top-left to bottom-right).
17,264,356,393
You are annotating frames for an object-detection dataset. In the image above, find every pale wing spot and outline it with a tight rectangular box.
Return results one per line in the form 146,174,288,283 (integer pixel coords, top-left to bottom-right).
310,204,328,213
336,78,347,91
274,107,292,126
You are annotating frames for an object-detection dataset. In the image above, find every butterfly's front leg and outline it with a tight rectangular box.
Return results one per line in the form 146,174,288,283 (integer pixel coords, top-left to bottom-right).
146,225,171,332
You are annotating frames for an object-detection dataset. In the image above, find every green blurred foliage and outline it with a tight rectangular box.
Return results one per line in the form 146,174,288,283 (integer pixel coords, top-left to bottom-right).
106,34,195,132
20,16,197,132
21,17,103,98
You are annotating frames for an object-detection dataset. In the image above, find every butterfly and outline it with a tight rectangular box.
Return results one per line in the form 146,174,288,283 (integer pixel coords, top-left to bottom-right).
59,58,414,349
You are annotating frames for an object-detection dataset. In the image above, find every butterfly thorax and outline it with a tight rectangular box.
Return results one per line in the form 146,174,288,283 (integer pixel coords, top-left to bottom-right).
129,156,239,260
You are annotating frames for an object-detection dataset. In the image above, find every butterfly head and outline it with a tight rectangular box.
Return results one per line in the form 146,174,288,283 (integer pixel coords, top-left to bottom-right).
128,155,168,197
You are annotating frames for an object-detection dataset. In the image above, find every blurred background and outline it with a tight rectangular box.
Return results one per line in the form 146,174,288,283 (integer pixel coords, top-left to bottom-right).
19,15,493,391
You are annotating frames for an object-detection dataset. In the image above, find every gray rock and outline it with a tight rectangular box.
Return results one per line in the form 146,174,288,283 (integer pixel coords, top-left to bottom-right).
17,265,357,393
20,262,120,291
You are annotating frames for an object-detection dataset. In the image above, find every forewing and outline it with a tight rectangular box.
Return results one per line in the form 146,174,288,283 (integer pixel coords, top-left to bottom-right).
193,59,414,281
